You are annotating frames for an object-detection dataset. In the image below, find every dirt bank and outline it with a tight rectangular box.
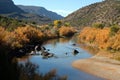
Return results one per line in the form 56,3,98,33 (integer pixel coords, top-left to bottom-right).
72,55,120,80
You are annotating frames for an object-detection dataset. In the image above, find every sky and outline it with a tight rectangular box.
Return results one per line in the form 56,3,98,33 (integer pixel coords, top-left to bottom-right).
13,0,103,17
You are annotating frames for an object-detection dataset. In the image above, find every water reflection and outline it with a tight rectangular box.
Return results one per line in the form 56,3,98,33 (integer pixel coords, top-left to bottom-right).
18,61,67,80
59,37,72,43
79,43,99,55
19,37,104,80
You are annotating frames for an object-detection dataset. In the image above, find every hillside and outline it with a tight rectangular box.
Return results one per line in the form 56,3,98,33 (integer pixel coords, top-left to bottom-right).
0,15,27,31
64,0,120,27
0,0,51,24
18,5,64,20
0,0,24,14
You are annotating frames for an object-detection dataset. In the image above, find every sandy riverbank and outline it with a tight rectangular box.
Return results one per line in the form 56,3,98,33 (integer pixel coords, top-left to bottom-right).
72,53,120,80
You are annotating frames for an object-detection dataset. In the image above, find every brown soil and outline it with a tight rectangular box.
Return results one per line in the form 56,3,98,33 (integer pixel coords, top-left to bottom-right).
72,54,120,80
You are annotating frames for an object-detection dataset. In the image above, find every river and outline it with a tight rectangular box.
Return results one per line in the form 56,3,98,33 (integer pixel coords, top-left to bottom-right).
19,36,105,80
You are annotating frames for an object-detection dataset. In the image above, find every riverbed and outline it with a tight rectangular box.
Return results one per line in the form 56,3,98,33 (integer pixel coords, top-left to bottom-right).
19,37,105,80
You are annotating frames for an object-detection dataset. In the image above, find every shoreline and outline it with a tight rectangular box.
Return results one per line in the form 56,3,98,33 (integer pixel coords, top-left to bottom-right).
72,53,120,80
72,51,120,80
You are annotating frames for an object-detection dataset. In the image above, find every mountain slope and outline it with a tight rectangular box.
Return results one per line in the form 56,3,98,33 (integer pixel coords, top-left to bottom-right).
18,5,64,20
0,15,27,31
0,0,24,14
64,0,120,27
0,0,51,24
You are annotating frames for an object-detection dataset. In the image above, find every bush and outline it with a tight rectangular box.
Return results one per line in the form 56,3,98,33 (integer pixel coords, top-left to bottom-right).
79,27,97,42
64,22,70,27
107,31,120,51
0,16,26,31
4,26,44,48
110,24,120,36
92,22,105,29
79,26,120,51
4,29,29,48
79,27,110,49
18,26,44,43
59,26,76,37
0,27,7,45
53,20,62,28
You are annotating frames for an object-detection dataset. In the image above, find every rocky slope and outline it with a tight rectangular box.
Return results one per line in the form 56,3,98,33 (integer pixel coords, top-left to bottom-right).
64,0,120,27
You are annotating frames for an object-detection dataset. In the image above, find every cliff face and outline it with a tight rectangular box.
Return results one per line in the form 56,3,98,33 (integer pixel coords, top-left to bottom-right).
64,0,120,27
0,0,24,14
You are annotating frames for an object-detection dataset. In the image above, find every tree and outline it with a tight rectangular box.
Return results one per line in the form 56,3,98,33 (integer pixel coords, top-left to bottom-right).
53,20,62,28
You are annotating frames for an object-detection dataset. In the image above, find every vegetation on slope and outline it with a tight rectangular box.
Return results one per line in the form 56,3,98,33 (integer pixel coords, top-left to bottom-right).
0,19,76,80
78,24,120,59
64,0,120,27
1,23,76,49
59,26,76,37
0,15,26,31
79,25,120,51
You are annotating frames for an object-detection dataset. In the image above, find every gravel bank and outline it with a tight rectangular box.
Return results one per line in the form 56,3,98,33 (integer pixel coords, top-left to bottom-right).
72,56,120,80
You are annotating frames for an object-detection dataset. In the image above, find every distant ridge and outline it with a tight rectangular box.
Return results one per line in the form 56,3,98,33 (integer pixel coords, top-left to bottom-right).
64,0,120,27
0,0,51,24
0,0,24,14
18,5,64,20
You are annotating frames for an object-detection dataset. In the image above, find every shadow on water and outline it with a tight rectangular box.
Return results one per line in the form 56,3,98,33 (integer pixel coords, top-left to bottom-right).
0,45,67,80
18,61,67,80
18,36,105,80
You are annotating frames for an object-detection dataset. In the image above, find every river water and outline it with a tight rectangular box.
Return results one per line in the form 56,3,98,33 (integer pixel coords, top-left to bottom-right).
19,37,105,80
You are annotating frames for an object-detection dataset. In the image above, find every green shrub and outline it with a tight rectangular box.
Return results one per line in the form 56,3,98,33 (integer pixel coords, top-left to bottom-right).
110,24,120,36
54,20,62,28
64,22,70,27
92,22,105,29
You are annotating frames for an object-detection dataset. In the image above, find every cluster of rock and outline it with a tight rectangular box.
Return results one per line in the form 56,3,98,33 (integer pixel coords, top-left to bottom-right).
29,45,54,58
15,43,80,58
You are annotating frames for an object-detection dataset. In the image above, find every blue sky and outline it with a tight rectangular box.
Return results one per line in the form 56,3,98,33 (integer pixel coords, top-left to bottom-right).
13,0,103,17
